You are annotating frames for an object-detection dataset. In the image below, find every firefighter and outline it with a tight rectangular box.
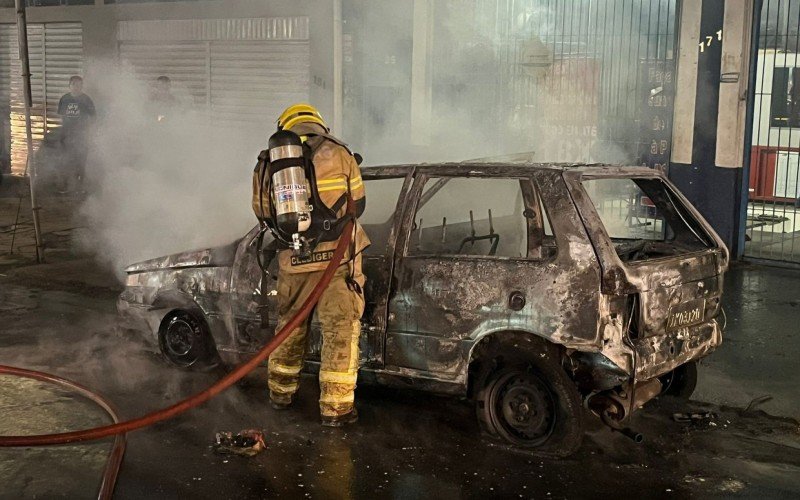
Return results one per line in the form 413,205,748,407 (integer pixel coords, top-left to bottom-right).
252,103,368,426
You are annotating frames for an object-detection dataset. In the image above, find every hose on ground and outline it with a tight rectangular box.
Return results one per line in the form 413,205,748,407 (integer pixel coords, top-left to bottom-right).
0,365,126,500
0,197,355,492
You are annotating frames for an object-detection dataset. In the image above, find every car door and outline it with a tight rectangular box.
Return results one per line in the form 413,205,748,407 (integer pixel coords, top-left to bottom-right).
304,170,413,368
229,226,280,352
385,170,603,381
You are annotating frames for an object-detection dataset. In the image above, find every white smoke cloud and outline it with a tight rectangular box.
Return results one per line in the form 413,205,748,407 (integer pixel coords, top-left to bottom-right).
77,62,260,279
73,2,656,278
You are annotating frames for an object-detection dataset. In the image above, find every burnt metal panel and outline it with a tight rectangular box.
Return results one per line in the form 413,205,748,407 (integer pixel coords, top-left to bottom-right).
125,240,239,274
384,169,603,383
634,319,722,380
120,265,234,353
561,168,727,381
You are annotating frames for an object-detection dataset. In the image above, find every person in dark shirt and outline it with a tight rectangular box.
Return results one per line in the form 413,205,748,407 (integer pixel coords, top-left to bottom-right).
57,75,95,192
148,75,179,123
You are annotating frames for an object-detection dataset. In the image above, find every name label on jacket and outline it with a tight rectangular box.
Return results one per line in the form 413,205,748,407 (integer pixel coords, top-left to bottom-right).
290,250,334,266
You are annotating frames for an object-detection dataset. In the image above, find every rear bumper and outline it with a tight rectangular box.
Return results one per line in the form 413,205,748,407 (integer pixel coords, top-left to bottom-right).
633,318,722,381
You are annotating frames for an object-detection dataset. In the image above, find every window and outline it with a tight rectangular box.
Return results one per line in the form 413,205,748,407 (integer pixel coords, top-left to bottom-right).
583,177,713,261
360,177,404,226
408,177,532,258
770,67,800,128
360,177,405,255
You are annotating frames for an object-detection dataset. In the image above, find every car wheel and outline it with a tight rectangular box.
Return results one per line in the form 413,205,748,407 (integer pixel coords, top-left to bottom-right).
158,311,218,369
475,354,584,456
659,361,698,399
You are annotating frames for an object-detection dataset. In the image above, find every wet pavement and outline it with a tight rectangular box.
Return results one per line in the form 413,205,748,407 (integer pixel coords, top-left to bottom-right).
695,263,800,418
0,261,799,499
0,187,87,267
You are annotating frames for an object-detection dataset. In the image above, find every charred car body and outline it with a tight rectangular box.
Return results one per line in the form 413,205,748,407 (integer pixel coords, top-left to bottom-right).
118,163,727,455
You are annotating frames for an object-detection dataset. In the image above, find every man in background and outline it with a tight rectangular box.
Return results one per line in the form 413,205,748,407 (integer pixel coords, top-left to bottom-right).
149,75,179,123
57,75,95,192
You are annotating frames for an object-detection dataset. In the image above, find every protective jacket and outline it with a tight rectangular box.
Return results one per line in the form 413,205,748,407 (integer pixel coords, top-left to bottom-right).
252,123,369,273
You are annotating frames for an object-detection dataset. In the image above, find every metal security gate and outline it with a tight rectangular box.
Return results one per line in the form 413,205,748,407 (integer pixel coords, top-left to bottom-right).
747,0,800,263
429,0,679,165
210,41,310,127
0,25,15,173
118,18,310,131
341,0,677,165
0,22,83,175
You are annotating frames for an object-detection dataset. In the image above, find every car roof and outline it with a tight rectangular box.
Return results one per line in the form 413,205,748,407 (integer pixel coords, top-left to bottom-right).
361,162,664,178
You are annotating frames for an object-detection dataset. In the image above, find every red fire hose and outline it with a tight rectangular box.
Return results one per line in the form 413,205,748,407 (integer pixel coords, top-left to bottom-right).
0,365,127,499
0,201,355,497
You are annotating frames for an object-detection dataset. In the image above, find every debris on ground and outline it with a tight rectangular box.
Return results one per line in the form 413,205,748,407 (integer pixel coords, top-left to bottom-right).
718,478,747,494
743,395,773,414
213,429,266,457
672,411,717,424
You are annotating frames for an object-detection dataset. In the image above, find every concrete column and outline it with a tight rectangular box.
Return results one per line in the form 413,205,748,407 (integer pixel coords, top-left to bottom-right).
410,0,432,146
715,0,753,168
668,0,757,257
671,0,702,165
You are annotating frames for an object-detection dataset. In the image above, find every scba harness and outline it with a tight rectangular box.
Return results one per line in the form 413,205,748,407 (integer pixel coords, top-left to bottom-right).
254,129,363,291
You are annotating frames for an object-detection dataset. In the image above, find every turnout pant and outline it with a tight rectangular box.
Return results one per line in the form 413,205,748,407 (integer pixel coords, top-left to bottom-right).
268,265,365,417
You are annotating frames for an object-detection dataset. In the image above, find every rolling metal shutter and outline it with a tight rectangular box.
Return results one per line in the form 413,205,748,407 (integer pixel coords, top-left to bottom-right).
118,18,310,131
210,41,309,127
41,24,84,137
0,25,16,172
0,22,83,175
118,42,209,108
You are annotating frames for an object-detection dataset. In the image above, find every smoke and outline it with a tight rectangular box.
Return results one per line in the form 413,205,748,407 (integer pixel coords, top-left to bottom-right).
70,1,670,276
76,61,260,279
347,0,672,166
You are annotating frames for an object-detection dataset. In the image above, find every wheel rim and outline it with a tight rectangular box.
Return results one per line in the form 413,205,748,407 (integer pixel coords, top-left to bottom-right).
164,318,196,358
492,370,556,446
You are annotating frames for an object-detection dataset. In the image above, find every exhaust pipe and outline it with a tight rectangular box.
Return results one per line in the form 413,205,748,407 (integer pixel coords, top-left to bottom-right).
601,411,643,443
589,377,662,443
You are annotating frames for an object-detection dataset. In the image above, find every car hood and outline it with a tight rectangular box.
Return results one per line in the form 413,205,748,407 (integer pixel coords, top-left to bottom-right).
124,240,240,274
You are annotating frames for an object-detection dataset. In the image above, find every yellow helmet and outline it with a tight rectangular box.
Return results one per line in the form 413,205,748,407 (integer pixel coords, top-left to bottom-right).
277,103,327,131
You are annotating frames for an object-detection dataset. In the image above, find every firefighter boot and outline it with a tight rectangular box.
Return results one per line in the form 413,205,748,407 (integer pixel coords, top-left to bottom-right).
321,407,359,427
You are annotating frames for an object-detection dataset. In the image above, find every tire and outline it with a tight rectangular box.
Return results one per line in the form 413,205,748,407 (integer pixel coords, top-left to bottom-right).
158,310,218,369
659,361,698,399
475,352,584,457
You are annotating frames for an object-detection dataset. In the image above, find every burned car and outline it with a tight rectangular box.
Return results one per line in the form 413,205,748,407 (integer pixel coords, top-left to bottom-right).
118,163,727,455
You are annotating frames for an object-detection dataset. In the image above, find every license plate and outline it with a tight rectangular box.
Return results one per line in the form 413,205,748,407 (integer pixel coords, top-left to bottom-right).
666,298,706,331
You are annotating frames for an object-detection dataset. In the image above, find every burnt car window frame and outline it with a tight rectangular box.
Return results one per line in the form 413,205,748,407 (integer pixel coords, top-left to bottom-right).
575,172,720,266
399,173,556,262
361,168,415,259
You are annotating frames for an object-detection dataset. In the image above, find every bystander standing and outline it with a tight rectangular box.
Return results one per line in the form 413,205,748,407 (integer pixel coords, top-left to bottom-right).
149,75,179,123
57,75,95,193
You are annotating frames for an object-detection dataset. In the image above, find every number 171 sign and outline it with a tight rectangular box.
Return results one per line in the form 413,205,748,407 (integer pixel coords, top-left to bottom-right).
699,30,723,53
